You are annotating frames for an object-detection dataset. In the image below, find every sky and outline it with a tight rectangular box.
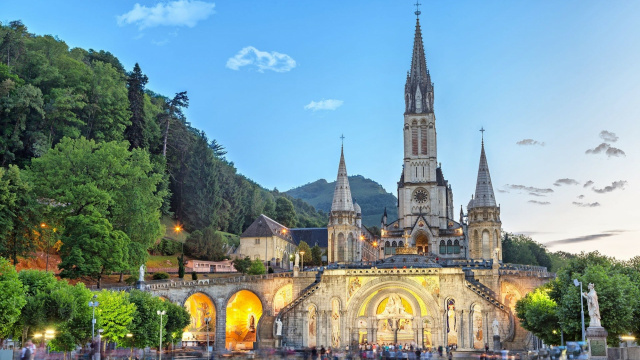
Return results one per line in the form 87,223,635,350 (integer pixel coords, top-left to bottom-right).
3,0,640,259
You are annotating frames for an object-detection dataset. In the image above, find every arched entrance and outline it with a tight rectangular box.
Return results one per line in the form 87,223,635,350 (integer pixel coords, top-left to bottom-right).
375,294,415,344
273,284,293,314
226,290,263,350
415,232,429,254
182,292,215,347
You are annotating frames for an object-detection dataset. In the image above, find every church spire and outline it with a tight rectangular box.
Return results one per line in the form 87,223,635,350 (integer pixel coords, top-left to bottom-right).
331,144,355,212
405,6,433,115
470,136,497,208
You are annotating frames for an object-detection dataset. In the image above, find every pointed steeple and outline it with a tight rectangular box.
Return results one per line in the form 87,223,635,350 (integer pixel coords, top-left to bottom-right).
405,12,434,114
470,140,497,208
331,145,355,212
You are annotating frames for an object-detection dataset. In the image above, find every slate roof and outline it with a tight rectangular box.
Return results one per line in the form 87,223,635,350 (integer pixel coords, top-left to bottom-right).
240,214,294,243
469,142,497,208
290,228,329,248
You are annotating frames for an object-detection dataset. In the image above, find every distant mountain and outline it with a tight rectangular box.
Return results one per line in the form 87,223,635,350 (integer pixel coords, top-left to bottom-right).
285,175,398,228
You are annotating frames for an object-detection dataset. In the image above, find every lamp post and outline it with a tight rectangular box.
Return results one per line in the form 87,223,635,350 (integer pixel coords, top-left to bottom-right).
89,295,99,340
573,279,586,342
157,310,166,360
126,333,133,360
299,251,305,271
373,241,378,266
205,316,211,359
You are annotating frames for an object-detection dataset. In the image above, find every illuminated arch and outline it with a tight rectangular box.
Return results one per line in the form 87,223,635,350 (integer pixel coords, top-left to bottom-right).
182,292,215,346
272,284,293,314
226,290,263,350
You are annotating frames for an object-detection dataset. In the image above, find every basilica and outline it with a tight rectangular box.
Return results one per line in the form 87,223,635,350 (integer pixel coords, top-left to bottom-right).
156,9,552,353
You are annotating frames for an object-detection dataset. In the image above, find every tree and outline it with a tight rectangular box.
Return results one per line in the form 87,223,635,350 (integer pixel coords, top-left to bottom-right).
0,165,40,264
247,259,267,275
95,290,136,345
502,232,551,268
162,91,189,157
48,282,93,353
232,257,252,274
311,245,322,266
184,226,227,261
177,254,185,279
124,63,148,149
0,258,26,339
163,301,190,347
274,197,296,227
297,241,312,264
128,290,167,349
58,215,129,288
515,285,560,345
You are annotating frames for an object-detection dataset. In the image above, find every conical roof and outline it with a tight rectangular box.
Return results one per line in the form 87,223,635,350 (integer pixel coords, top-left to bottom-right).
331,146,355,212
470,141,497,208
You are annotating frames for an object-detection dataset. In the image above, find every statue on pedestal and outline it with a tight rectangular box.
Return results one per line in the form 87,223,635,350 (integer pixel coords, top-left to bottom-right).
275,318,283,336
492,318,500,337
582,283,601,327
138,264,145,282
295,252,300,268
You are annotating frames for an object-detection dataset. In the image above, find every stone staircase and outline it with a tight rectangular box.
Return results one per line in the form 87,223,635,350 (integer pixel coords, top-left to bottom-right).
276,271,323,321
463,269,516,342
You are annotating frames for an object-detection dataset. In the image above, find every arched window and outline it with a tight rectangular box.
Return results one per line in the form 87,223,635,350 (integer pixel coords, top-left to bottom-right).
385,241,391,247
392,241,397,247
398,241,404,247
439,240,446,254
412,127,418,155
447,240,453,254
454,240,461,254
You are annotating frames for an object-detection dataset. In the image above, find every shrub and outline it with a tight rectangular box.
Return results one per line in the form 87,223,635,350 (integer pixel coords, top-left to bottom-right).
124,276,137,285
191,271,198,280
154,238,182,256
152,272,170,280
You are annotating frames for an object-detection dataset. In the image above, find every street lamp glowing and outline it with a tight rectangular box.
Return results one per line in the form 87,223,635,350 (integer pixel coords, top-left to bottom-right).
41,222,47,228
299,250,305,270
126,333,133,338
157,310,167,360
174,225,182,232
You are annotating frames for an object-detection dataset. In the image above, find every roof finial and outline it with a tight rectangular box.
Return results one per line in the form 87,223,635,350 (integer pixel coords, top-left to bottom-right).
480,127,485,144
340,134,345,147
414,1,422,17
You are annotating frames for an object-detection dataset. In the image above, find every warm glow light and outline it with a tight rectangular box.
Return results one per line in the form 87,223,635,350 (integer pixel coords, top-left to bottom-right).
299,251,305,256
621,336,636,340
174,225,182,232
373,241,378,248
45,329,54,334
282,228,287,234
360,235,365,241
226,290,263,350
33,334,43,338
126,333,133,338
40,222,46,228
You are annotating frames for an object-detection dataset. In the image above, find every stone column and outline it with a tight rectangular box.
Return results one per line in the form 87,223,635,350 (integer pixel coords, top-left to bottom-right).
214,297,227,350
586,326,608,360
459,310,464,349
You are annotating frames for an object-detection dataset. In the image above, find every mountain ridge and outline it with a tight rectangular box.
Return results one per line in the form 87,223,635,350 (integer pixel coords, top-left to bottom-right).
285,175,398,228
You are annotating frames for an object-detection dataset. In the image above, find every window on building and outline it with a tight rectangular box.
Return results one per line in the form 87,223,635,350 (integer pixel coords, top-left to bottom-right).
454,240,461,254
392,241,397,247
255,238,260,245
385,241,391,247
439,241,446,254
398,241,404,247
447,240,453,254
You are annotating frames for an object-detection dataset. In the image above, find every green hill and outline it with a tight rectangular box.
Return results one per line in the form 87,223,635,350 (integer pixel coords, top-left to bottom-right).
285,175,398,228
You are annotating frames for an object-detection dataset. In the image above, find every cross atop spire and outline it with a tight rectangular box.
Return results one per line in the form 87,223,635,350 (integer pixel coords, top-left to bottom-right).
414,1,422,17
480,127,485,144
340,134,345,146
404,5,434,115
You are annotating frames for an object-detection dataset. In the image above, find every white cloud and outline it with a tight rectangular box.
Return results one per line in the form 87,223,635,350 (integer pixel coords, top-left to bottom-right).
304,99,344,111
117,1,215,30
226,46,296,73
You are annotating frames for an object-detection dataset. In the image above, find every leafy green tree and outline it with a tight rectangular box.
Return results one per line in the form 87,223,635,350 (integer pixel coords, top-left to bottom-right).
49,282,93,353
311,245,322,266
0,83,44,166
297,241,312,264
502,232,551,268
161,91,189,157
274,197,296,228
95,290,136,345
184,226,227,261
0,165,40,264
515,285,560,345
128,290,166,349
58,215,129,288
247,259,267,275
0,258,26,338
164,300,190,345
232,257,252,274
124,63,148,149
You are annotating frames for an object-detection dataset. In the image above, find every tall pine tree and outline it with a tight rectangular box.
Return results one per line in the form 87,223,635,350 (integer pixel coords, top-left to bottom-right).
124,63,148,149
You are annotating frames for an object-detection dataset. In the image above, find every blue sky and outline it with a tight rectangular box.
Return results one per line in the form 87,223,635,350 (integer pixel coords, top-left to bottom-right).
3,1,639,259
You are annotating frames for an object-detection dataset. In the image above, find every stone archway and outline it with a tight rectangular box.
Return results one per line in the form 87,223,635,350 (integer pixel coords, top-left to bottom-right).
346,278,441,349
226,290,263,350
182,292,216,347
414,232,429,254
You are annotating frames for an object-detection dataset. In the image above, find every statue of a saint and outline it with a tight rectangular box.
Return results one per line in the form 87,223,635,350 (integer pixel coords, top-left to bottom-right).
295,252,300,267
138,264,145,282
275,318,283,336
492,318,500,337
582,283,601,327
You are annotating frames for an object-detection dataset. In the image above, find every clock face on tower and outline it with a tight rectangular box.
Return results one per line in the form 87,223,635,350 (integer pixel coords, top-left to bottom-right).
414,189,428,203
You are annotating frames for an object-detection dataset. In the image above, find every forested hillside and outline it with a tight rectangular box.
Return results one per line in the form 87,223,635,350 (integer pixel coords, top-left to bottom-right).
0,21,325,282
286,175,398,227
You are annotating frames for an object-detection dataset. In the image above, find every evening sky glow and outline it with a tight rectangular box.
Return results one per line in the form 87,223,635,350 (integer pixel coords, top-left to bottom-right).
3,1,639,259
